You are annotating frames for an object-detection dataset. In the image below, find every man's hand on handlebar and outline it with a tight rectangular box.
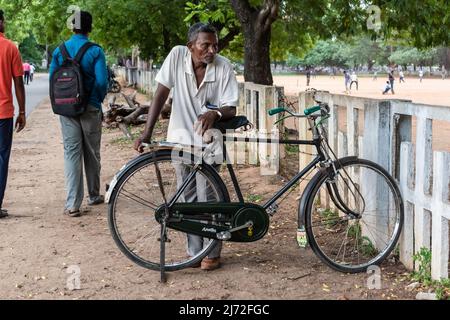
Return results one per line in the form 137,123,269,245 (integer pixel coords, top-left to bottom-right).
134,136,150,153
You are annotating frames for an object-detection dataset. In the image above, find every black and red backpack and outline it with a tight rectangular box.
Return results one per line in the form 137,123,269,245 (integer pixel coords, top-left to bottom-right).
50,42,98,117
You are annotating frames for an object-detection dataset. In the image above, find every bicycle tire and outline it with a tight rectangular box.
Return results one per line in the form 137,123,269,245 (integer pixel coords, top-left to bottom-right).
304,157,404,273
108,149,230,271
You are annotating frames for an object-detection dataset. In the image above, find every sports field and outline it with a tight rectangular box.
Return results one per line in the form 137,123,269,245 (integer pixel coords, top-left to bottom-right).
238,74,450,151
272,74,450,107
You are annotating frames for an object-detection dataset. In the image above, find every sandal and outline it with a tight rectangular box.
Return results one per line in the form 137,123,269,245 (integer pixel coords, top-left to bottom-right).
63,209,81,217
0,209,8,218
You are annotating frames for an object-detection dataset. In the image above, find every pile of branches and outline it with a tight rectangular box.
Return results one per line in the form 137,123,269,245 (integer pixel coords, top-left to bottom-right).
103,91,172,139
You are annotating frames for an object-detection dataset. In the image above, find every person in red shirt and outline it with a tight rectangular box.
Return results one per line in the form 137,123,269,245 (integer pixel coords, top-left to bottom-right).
0,9,26,218
23,61,31,85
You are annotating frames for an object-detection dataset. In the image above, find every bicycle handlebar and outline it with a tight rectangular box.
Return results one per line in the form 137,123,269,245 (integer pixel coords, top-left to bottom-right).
303,105,321,115
268,107,286,116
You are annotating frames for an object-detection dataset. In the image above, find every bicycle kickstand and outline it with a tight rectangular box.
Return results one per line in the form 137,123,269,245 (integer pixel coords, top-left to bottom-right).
160,219,167,283
154,159,170,283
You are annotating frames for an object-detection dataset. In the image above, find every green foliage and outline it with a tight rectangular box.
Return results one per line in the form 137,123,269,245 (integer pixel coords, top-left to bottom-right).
360,236,377,257
2,0,449,82
319,208,339,228
346,222,377,257
285,144,299,155
18,33,45,66
389,47,439,67
410,247,450,300
245,194,263,203
412,247,433,285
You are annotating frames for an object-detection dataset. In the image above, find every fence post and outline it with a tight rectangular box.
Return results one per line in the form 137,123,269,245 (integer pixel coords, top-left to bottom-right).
431,152,450,280
399,142,415,270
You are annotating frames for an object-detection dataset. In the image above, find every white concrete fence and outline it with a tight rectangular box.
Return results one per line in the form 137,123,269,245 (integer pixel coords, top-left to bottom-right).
114,66,158,97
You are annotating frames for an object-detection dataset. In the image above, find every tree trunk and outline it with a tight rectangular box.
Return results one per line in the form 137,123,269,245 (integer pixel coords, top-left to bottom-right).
230,0,279,86
242,19,273,85
444,47,450,70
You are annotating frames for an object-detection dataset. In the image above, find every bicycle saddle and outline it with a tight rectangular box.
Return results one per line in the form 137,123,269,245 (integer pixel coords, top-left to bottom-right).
214,116,253,133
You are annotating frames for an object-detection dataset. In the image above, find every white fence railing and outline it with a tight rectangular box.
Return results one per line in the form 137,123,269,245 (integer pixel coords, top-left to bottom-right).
233,82,281,175
298,91,450,280
114,66,158,97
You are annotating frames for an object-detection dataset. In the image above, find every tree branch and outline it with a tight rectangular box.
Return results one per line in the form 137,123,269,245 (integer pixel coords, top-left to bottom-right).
261,0,279,32
219,27,241,52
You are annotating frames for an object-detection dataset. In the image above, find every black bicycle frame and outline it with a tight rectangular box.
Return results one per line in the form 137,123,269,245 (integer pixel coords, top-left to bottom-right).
164,134,326,213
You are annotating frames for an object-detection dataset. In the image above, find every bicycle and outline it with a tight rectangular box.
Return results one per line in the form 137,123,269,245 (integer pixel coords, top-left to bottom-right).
108,69,121,93
106,90,404,282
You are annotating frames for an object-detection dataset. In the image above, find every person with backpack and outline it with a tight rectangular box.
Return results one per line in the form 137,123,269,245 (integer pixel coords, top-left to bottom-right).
49,11,108,217
0,9,26,218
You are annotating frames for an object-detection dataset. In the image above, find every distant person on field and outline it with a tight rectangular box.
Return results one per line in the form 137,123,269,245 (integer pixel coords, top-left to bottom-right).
344,70,351,93
350,71,358,90
419,69,424,82
388,70,395,94
306,69,311,86
0,9,27,218
399,70,405,83
382,81,391,95
373,70,378,81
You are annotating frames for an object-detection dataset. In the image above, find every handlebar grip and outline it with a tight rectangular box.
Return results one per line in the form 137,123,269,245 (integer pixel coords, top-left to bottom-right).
268,107,286,116
304,105,321,116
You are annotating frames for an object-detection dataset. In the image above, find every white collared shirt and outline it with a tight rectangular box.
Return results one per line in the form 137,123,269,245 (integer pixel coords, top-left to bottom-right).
155,46,239,146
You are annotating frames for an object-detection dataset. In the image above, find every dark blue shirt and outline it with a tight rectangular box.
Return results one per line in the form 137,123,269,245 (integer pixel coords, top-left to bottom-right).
50,34,108,109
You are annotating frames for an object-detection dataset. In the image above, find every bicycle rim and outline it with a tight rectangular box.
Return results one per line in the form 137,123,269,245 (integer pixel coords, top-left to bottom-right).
108,151,227,271
306,159,404,273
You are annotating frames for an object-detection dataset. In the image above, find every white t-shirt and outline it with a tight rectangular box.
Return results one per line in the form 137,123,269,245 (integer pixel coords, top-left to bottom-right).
351,73,358,81
155,46,239,146
30,65,35,74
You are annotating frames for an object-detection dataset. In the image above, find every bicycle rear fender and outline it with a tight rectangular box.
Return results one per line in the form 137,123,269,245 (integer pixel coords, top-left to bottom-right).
297,156,358,228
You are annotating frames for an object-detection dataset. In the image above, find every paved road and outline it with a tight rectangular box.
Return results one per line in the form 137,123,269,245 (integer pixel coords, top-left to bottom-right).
13,73,49,119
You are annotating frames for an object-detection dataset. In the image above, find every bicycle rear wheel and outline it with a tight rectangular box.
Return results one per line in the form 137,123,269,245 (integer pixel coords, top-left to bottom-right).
108,149,229,271
304,157,404,273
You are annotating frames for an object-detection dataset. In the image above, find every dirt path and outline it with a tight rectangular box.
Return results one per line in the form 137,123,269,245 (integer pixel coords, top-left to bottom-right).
0,97,418,300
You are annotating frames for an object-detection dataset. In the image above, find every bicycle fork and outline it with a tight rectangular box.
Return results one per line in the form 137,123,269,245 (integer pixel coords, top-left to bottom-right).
325,164,366,219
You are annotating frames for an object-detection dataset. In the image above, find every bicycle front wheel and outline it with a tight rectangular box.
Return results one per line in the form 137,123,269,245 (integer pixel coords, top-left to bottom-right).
108,149,229,271
305,157,404,273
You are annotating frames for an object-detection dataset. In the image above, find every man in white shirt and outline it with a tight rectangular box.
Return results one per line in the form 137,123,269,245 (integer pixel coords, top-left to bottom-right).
134,23,239,271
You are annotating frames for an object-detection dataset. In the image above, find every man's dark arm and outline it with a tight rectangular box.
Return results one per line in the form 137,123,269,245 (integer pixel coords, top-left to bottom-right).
13,76,26,132
133,84,170,152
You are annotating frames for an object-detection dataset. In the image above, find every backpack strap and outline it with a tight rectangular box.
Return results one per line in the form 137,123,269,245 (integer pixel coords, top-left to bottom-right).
74,42,99,64
59,43,71,62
